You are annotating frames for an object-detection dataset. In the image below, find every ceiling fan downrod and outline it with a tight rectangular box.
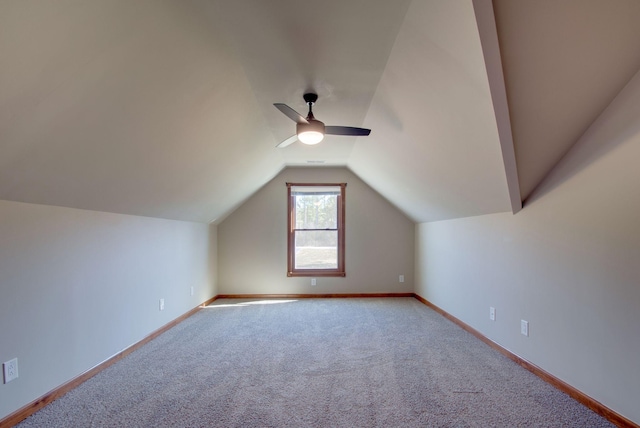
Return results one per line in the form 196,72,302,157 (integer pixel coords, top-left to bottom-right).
303,93,318,120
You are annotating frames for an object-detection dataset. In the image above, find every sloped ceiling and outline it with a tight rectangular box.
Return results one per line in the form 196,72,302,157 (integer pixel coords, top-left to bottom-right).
493,0,640,202
1,0,639,223
350,0,511,221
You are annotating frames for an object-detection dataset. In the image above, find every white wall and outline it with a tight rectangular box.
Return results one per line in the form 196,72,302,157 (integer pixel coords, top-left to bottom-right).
416,69,640,423
218,167,415,295
0,201,215,420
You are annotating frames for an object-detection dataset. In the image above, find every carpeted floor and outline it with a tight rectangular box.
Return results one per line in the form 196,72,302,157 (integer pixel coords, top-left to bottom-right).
17,298,614,427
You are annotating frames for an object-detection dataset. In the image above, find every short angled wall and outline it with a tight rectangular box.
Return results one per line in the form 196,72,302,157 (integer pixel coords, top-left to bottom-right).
414,68,640,426
0,200,215,422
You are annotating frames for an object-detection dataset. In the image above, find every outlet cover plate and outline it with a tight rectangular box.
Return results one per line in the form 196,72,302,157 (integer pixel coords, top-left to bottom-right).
3,358,18,384
490,307,496,321
521,320,529,336
399,275,405,283
159,298,165,311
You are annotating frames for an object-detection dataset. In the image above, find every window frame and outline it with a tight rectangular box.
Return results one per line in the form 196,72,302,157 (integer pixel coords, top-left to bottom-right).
286,182,346,277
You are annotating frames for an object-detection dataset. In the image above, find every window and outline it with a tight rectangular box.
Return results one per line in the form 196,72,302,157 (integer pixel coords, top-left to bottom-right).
287,183,346,277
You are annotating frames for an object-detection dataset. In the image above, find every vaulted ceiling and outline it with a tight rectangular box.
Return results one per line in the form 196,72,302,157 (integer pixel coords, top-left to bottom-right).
2,0,639,224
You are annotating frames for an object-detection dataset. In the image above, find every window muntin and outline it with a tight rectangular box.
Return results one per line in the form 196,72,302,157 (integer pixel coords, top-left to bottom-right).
287,183,345,277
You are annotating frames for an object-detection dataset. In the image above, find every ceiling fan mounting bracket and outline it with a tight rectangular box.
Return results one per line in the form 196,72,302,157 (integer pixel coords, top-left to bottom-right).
303,93,318,105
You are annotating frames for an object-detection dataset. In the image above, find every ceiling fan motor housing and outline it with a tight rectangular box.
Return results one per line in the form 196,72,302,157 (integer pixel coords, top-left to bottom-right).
297,119,325,134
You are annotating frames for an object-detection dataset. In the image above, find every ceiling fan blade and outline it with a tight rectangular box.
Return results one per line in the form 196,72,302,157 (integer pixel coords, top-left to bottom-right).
325,126,371,136
274,103,309,124
276,135,298,148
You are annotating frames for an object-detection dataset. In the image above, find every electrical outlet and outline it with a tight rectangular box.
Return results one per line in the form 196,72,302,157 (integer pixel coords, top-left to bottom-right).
3,358,18,384
490,307,496,321
159,298,165,311
399,275,405,283
311,278,317,286
190,286,194,296
521,320,529,336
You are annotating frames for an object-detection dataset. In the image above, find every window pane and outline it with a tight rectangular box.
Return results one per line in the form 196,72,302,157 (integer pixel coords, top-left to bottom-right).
294,230,337,269
287,182,345,277
294,193,337,229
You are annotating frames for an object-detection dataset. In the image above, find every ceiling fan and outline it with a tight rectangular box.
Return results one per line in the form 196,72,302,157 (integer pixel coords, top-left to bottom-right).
274,93,371,148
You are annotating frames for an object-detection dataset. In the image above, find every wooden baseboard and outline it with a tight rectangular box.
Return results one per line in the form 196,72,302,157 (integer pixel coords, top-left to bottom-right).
2,293,406,426
0,296,217,428
412,293,638,428
215,293,414,300
5,293,634,428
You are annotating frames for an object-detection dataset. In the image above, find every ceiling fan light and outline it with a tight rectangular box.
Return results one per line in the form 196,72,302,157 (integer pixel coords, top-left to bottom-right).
296,119,326,145
298,131,324,145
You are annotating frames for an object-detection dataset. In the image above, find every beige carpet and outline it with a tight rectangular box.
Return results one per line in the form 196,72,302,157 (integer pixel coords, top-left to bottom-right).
18,298,613,427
